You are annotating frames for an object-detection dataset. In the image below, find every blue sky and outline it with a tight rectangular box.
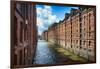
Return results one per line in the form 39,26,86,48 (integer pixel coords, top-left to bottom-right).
36,5,78,35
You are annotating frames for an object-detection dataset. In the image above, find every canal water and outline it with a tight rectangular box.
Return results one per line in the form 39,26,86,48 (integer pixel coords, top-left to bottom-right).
33,39,73,65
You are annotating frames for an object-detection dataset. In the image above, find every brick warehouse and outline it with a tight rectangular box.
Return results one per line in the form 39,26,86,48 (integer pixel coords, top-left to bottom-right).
11,2,37,67
43,7,96,62
47,23,58,44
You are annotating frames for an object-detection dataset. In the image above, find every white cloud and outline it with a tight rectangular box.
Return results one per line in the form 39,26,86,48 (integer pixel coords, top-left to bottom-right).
37,5,58,35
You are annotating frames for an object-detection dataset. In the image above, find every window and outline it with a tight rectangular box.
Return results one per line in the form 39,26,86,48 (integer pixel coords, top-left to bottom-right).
89,32,91,37
19,50,22,65
84,27,85,31
89,49,92,52
80,17,82,21
20,22,23,43
84,48,86,50
83,41,85,45
76,29,78,32
89,41,91,46
71,45,72,48
89,13,91,23
80,34,82,38
80,46,82,49
89,13,91,31
14,16,17,46
76,40,78,44
84,16,86,26
14,54,17,65
89,26,93,31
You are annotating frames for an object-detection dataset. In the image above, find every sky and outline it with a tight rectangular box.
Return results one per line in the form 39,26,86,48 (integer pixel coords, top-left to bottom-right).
36,4,78,35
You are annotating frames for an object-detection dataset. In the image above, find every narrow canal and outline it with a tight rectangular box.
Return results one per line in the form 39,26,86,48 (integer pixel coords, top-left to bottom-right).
33,39,78,65
33,39,58,64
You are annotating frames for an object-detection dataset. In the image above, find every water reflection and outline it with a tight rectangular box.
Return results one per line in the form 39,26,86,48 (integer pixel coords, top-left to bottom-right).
33,40,61,64
33,39,87,65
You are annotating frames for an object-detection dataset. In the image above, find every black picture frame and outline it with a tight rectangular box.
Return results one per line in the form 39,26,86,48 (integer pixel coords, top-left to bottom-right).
11,0,96,68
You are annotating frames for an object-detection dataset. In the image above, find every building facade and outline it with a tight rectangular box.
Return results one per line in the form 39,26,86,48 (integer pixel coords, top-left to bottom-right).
42,7,96,62
11,2,37,68
47,23,58,44
71,9,81,55
80,7,95,61
42,30,48,41
65,15,72,52
59,21,66,48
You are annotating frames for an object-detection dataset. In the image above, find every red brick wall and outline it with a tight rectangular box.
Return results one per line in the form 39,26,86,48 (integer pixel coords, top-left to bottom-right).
12,2,37,67
44,8,95,62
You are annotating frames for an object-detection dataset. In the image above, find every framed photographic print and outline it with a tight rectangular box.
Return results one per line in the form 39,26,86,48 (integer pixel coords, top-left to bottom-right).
11,0,96,68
